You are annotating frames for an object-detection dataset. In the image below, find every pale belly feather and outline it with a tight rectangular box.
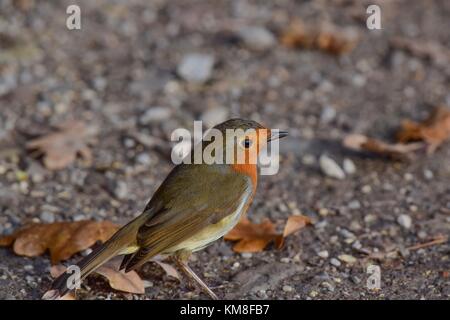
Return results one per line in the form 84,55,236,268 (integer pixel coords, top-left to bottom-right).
164,188,252,253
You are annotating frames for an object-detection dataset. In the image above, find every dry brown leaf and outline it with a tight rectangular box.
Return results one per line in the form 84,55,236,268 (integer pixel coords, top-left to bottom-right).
152,260,181,280
280,20,359,55
224,215,311,253
96,260,145,294
50,260,145,296
280,215,312,239
224,218,278,253
0,220,119,264
397,106,450,154
343,134,424,159
26,120,96,170
274,215,312,249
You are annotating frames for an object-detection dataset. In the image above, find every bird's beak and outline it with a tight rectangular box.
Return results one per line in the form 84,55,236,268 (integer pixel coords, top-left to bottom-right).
268,130,288,142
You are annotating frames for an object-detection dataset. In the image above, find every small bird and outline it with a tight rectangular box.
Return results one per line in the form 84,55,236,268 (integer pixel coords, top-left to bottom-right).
44,118,287,300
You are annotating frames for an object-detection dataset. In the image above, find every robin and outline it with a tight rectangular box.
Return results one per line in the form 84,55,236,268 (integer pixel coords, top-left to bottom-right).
44,118,287,300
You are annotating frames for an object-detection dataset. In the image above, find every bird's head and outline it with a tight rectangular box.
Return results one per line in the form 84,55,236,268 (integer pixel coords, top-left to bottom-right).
200,118,288,165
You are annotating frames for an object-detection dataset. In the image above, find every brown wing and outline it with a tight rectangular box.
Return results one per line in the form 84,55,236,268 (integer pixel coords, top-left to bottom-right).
123,164,253,272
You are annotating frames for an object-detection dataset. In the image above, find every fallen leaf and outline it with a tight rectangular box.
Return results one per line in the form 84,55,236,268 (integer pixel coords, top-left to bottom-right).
26,120,96,170
343,134,424,159
225,215,311,253
283,215,311,237
276,215,312,248
152,260,181,280
96,260,145,294
397,106,450,154
49,259,145,296
0,220,119,264
280,20,359,55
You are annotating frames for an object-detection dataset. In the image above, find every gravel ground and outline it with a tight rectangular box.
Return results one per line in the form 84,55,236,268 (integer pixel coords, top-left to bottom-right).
0,0,449,300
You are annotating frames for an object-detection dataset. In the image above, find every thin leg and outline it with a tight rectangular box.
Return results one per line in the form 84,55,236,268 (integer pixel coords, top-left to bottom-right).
174,252,218,300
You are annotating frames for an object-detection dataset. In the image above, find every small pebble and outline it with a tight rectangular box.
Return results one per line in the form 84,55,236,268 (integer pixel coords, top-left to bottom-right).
73,214,87,222
301,154,315,165
330,258,341,267
364,214,377,224
348,200,361,210
315,220,328,229
257,290,268,298
309,290,318,298
24,265,34,272
361,185,372,194
351,276,361,284
280,257,290,263
329,235,339,244
321,281,335,292
136,153,152,166
339,228,356,239
177,53,215,84
140,107,171,125
114,181,128,200
349,220,362,231
397,214,412,229
338,254,357,264
423,169,434,180
201,107,229,127
352,240,363,250
319,155,345,180
282,285,294,293
39,211,55,223
343,158,356,174
317,250,329,259
320,106,337,123
241,252,252,259
237,26,276,51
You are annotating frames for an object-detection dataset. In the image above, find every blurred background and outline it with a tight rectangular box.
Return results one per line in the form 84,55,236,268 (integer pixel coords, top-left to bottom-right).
0,0,449,299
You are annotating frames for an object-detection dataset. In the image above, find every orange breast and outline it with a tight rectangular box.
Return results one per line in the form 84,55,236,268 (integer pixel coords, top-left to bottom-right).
231,163,258,192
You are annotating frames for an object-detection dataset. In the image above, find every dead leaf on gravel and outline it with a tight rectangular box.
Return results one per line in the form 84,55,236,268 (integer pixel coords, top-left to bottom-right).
343,134,424,159
277,215,312,248
225,215,311,253
26,120,97,170
280,20,359,55
397,106,450,154
95,260,145,294
0,220,119,264
50,259,145,296
152,259,181,280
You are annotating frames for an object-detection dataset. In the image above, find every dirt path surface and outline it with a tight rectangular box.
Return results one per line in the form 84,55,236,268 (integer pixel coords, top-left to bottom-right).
0,0,449,299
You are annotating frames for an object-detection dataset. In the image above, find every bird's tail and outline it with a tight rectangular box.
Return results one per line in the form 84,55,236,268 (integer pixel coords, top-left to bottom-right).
42,217,141,300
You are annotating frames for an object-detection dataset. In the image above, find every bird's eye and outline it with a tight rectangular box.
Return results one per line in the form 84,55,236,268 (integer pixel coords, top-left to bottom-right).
242,138,253,148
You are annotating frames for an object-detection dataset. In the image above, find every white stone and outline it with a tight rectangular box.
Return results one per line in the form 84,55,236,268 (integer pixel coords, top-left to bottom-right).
397,214,412,229
177,53,215,84
319,155,345,180
343,158,356,174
